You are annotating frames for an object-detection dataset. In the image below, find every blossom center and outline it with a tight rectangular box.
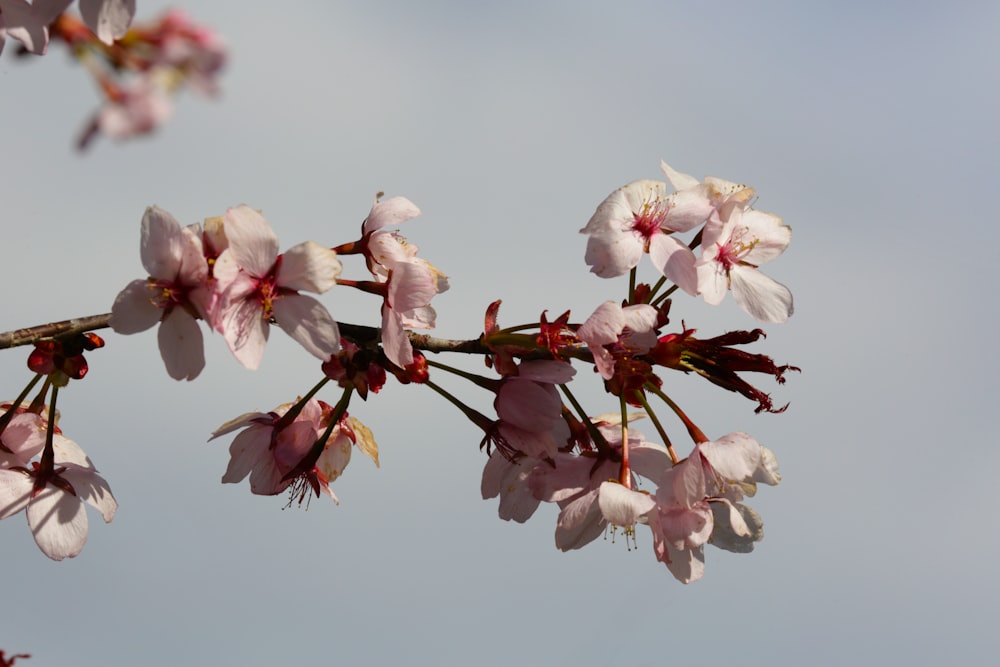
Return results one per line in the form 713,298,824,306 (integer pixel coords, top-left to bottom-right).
716,225,759,271
631,197,669,241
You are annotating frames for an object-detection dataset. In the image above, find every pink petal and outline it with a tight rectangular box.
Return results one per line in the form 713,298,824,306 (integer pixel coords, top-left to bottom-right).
379,304,412,368
659,160,700,191
158,307,205,380
223,206,279,278
221,426,271,484
222,298,269,370
362,196,421,235
272,294,341,361
110,279,164,334
555,489,605,551
649,235,698,295
277,241,342,293
140,206,184,280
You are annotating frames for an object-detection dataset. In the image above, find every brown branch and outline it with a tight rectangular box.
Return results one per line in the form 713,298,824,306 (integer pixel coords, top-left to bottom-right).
0,313,493,356
0,314,112,350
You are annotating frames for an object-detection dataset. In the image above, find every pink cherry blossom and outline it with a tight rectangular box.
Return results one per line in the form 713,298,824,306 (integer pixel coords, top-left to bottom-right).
111,206,210,380
581,178,702,293
213,205,342,370
648,432,780,583
696,203,793,323
213,400,378,506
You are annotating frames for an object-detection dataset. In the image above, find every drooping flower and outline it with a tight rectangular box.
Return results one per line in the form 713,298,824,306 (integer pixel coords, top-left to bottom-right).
0,418,117,561
111,206,210,380
212,399,377,506
647,432,780,583
213,205,342,370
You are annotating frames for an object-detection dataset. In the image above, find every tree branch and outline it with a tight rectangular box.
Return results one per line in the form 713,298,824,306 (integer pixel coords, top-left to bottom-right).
0,313,492,356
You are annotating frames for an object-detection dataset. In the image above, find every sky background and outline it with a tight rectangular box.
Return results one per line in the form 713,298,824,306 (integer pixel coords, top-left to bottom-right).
2,1,998,665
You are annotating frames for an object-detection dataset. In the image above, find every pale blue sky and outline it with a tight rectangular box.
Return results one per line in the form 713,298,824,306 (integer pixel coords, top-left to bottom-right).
2,2,998,665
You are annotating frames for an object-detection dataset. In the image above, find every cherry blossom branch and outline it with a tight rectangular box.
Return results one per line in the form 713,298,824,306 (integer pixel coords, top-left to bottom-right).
0,313,491,356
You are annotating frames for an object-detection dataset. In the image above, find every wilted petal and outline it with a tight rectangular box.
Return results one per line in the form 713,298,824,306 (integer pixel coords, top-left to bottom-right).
709,501,764,553
649,235,698,295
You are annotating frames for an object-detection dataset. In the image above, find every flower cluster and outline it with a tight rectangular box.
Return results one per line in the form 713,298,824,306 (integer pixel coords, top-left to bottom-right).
110,205,343,379
581,161,792,323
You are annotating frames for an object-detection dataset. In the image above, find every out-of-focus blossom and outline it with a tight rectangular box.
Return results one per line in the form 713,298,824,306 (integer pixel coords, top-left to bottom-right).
77,71,174,150
111,206,209,380
576,301,658,380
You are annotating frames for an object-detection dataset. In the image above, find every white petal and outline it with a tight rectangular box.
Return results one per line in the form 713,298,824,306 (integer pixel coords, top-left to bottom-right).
730,267,794,323
649,236,698,295
0,469,32,519
140,206,183,280
62,464,117,523
277,242,342,293
597,481,656,526
27,486,88,561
